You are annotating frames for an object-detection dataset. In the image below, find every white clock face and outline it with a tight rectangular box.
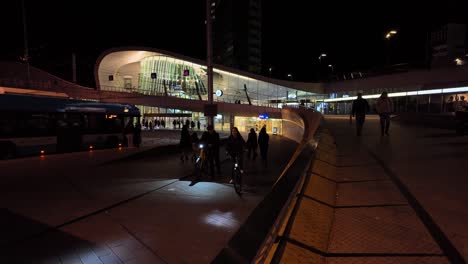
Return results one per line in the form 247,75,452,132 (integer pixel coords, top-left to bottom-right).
215,90,223,97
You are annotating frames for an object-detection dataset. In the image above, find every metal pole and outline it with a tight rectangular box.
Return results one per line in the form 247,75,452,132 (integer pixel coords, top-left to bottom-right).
21,0,31,87
206,0,214,126
72,53,77,83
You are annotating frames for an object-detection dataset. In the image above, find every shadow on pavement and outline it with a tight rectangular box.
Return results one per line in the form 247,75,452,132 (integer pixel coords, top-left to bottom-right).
0,209,102,264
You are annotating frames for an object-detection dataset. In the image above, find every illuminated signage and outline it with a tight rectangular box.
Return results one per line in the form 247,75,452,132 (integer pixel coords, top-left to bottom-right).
259,114,269,119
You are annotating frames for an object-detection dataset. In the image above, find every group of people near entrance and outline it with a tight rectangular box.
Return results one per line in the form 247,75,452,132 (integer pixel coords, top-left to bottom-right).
179,124,270,179
351,91,393,136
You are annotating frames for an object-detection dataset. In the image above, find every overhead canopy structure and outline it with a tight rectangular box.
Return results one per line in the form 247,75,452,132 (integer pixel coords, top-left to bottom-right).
95,47,324,108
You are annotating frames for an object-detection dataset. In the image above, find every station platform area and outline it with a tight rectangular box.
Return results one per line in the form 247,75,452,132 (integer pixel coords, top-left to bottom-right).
0,131,297,263
271,115,468,264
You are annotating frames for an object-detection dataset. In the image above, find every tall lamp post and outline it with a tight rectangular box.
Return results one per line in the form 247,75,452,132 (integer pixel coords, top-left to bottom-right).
21,0,31,86
318,53,327,81
328,64,334,81
269,67,278,108
206,0,215,126
385,30,397,65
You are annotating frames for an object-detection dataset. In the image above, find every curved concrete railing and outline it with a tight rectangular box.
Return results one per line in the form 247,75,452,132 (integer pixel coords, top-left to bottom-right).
212,106,322,264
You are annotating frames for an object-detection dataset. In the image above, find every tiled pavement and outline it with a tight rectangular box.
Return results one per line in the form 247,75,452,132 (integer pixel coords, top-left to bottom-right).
272,115,468,264
0,132,297,263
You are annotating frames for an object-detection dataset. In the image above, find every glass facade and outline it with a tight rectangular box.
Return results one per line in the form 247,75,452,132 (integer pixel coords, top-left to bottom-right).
138,56,207,99
99,51,322,108
234,116,283,135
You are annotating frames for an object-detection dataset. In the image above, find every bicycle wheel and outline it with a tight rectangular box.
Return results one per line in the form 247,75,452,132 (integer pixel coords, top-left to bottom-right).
233,168,242,194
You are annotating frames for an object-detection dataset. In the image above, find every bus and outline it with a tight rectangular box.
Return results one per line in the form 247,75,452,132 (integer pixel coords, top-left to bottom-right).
0,92,140,159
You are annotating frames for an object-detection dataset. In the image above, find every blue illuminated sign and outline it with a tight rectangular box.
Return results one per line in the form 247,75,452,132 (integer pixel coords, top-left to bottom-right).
259,114,269,119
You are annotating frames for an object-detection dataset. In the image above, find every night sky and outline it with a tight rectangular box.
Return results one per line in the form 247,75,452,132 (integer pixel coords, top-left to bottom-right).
1,1,467,87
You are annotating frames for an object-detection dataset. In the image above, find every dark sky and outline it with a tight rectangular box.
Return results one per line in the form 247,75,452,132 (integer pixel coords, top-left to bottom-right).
1,1,467,87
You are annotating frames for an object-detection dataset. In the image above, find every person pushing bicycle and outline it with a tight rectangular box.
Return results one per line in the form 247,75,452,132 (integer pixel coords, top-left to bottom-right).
200,125,221,178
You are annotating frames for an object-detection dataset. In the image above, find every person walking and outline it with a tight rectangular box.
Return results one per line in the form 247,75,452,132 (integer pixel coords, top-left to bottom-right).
258,126,269,166
375,91,394,136
246,128,258,160
201,125,221,178
190,131,199,162
191,120,195,130
133,122,142,147
350,92,370,136
197,120,201,130
179,125,191,162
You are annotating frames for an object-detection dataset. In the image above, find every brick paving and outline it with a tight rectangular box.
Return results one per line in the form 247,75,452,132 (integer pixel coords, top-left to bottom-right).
273,115,468,263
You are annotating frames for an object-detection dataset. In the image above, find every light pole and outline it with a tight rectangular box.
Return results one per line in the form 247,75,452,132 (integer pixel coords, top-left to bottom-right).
287,73,293,81
328,64,334,73
269,67,278,108
385,30,397,65
21,0,31,86
206,0,214,126
318,54,327,81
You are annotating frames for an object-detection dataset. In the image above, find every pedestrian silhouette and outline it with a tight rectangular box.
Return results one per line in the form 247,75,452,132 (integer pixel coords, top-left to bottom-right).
375,91,393,136
258,126,269,166
351,92,370,136
247,128,258,160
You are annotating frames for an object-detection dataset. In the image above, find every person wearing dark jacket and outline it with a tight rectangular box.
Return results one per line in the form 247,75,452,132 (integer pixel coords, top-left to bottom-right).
226,127,246,172
351,92,370,136
246,128,258,160
258,126,269,166
200,125,221,177
190,132,199,162
133,123,142,147
179,125,191,161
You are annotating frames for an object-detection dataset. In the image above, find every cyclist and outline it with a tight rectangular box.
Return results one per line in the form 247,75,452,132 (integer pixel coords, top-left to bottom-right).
226,127,246,182
200,125,221,178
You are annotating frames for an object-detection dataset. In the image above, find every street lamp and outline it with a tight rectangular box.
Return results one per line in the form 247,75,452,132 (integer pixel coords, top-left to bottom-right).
318,53,327,63
385,30,398,65
328,64,334,73
206,0,215,126
287,73,293,81
385,30,397,39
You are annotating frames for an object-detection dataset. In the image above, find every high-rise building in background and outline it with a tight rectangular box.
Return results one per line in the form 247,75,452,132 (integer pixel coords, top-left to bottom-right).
213,0,262,74
430,23,467,67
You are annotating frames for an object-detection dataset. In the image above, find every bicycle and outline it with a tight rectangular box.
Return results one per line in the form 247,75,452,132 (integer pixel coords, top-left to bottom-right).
193,143,208,181
230,154,243,195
